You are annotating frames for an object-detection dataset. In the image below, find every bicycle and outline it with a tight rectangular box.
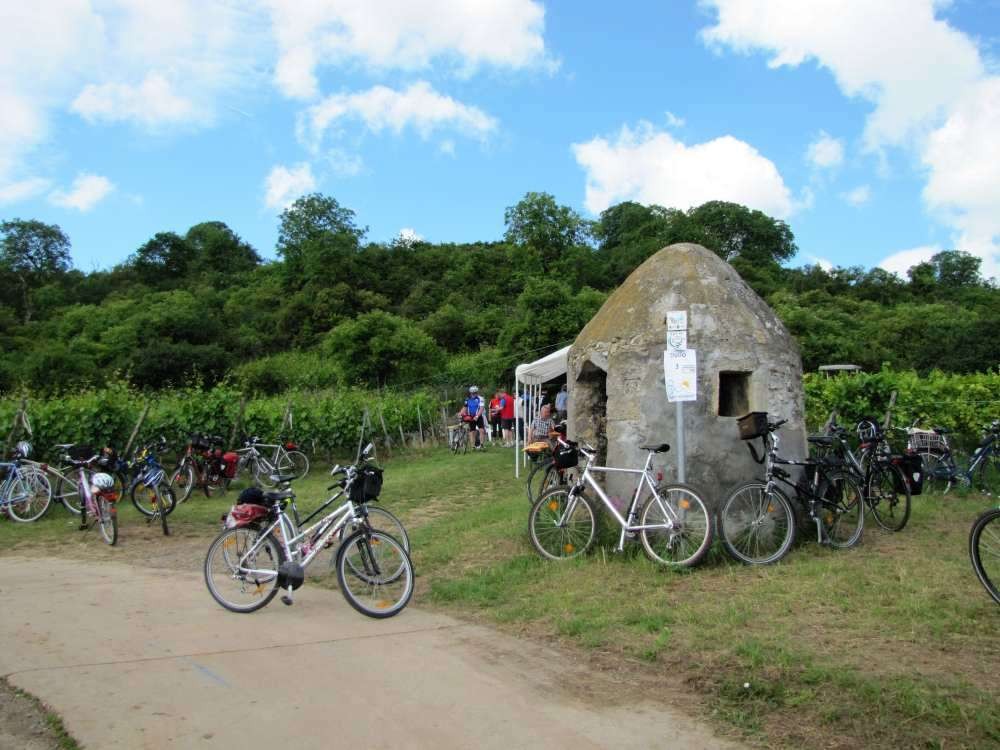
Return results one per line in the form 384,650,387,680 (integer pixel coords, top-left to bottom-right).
0,442,52,522
169,433,229,502
900,419,951,494
204,442,413,618
449,423,468,454
528,438,713,567
969,504,1000,605
524,425,577,503
124,438,174,535
918,421,999,496
716,413,864,565
232,436,309,487
64,450,118,545
819,417,914,532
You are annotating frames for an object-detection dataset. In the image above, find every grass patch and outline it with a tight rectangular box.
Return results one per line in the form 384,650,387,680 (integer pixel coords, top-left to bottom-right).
3,445,999,748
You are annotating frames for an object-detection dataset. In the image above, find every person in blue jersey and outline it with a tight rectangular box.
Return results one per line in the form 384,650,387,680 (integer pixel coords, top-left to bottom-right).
464,385,487,449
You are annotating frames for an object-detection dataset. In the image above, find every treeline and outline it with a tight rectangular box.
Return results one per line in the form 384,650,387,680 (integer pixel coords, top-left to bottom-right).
0,192,997,394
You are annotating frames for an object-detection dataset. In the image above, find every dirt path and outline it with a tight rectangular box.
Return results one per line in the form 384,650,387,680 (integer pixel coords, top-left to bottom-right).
0,556,742,749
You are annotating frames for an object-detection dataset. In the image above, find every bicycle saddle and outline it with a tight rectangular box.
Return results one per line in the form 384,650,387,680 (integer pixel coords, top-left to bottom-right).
640,443,670,453
268,472,298,485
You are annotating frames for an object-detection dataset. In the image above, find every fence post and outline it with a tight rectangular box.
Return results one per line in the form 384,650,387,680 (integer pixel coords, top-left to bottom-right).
123,403,150,457
378,406,392,457
882,390,898,430
416,405,425,447
229,396,247,448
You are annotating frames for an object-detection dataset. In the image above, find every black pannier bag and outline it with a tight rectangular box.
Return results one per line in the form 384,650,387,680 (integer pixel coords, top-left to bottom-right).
237,487,265,506
893,453,924,496
553,442,579,469
349,465,384,504
737,412,769,441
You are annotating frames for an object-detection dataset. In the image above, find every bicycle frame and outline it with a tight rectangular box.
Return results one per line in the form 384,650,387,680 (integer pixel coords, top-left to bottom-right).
932,429,997,490
562,448,681,552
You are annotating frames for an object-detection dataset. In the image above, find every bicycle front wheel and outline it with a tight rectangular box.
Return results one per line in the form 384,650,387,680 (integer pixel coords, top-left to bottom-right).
969,507,1000,605
866,463,911,532
718,482,796,565
526,459,557,503
7,469,52,522
204,527,283,613
923,452,953,495
95,495,118,545
169,463,195,503
131,481,177,517
336,530,414,619
528,488,597,560
974,453,999,496
640,483,713,567
823,472,864,548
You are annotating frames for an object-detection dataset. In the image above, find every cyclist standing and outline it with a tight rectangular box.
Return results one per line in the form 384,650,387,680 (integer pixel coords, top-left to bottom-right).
465,386,486,450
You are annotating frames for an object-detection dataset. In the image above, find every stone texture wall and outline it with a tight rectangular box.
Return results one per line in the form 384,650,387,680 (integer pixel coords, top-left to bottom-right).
567,243,806,508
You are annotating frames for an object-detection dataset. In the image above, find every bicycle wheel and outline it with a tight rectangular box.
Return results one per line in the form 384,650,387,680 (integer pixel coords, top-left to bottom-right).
922,452,953,494
717,482,796,565
528,488,597,561
639,483,713,567
526,458,555,503
131,481,177,517
278,450,309,480
822,472,864,548
95,495,118,546
169,463,195,503
336,529,414,618
974,453,999,496
969,508,1000,605
253,457,278,487
336,506,410,552
7,469,52,522
204,527,283,613
54,470,86,514
866,463,911,532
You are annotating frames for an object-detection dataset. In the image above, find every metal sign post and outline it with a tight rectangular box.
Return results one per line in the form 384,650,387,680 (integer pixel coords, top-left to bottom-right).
665,311,695,483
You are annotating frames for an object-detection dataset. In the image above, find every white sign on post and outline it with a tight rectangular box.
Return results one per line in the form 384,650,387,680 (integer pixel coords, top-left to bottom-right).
667,329,687,351
667,310,687,331
664,349,697,402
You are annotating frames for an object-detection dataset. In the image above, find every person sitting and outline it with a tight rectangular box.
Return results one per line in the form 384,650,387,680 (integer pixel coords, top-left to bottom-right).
530,404,556,443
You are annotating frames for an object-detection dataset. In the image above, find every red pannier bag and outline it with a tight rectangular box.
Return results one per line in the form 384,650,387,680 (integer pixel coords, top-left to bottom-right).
222,451,239,478
225,503,268,529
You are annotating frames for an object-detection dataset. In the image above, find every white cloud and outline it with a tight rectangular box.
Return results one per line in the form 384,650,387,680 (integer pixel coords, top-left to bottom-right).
264,0,552,99
665,111,686,128
48,173,115,211
397,227,423,244
806,131,844,169
300,81,497,151
325,148,365,178
72,73,197,128
807,255,834,271
878,245,940,278
571,121,794,217
842,185,871,207
264,163,316,210
0,177,51,205
701,0,983,148
701,0,1000,276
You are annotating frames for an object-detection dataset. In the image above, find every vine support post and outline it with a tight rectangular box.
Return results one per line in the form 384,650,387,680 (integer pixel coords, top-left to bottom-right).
4,396,29,457
229,396,247,448
378,406,392,457
416,405,425,447
882,390,897,431
356,406,371,462
123,403,150,457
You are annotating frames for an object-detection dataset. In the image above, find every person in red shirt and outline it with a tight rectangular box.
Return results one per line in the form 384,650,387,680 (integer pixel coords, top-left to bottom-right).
489,391,503,442
499,388,516,447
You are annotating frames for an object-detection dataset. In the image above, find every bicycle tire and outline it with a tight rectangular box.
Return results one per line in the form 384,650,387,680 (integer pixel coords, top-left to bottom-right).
6,469,52,522
336,530,414,619
974,452,999,496
335,506,410,552
253,457,279,487
528,487,597,561
922,452,953,495
279,450,309,480
639,483,713,568
969,507,1000,605
54,470,85,514
525,458,554,503
95,495,118,545
717,482,796,565
204,527,283,613
155,485,173,537
169,463,195,503
131,481,177,517
822,471,864,548
866,462,911,532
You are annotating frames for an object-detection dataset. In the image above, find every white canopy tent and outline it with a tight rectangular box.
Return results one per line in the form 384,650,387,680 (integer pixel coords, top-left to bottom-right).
514,345,570,477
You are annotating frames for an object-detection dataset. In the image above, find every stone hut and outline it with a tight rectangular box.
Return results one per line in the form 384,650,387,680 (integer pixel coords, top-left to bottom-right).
567,242,806,506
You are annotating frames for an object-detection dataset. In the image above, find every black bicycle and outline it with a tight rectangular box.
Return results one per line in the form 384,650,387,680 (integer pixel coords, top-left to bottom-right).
716,413,864,565
970,504,1000,605
924,421,999,496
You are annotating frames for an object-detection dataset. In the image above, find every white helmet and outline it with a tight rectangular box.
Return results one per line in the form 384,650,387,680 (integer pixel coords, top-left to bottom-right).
14,441,31,459
469,385,479,393
91,472,115,490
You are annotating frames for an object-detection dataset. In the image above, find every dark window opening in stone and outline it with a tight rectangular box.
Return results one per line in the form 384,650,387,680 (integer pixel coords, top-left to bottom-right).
576,360,608,464
719,371,751,417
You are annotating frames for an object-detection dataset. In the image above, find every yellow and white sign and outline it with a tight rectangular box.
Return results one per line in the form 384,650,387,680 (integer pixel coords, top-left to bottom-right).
664,349,697,402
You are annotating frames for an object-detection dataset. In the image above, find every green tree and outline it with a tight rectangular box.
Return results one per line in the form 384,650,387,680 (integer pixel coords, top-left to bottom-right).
685,201,797,266
185,221,261,277
504,192,591,271
0,219,72,322
129,232,195,286
277,194,366,287
323,311,443,387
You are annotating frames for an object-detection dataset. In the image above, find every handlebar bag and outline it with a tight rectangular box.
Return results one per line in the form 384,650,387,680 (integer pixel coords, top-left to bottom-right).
349,465,384,504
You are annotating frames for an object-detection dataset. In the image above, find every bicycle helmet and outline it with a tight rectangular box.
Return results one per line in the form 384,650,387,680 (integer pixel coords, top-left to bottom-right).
469,385,479,394
91,472,115,490
14,440,31,459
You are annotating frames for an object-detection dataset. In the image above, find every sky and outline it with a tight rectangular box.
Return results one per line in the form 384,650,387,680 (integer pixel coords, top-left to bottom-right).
2,0,999,279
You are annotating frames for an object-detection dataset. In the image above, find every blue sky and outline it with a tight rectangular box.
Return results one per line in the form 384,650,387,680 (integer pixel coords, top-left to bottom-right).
2,1,999,278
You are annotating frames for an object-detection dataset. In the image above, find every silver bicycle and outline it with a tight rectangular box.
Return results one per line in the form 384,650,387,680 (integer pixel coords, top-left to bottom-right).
232,436,309,487
204,443,412,618
528,439,713,567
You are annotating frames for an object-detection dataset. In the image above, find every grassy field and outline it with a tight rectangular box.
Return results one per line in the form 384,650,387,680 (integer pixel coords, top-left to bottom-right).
2,446,998,749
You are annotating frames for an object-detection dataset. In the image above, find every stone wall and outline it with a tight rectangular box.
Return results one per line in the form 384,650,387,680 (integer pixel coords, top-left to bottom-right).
567,243,806,508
